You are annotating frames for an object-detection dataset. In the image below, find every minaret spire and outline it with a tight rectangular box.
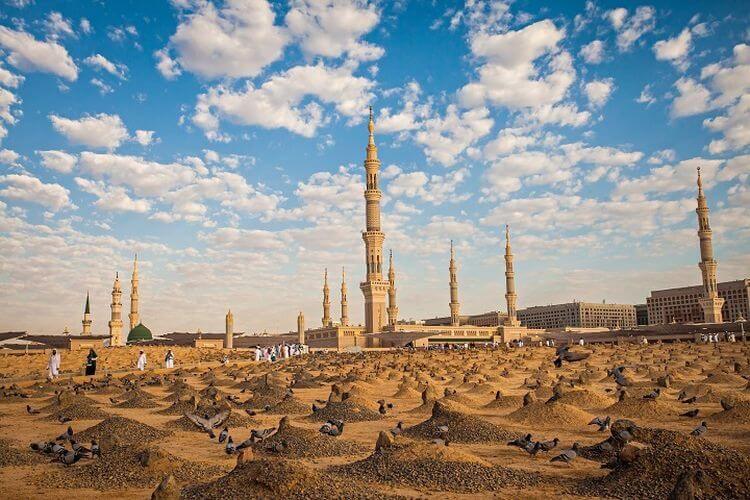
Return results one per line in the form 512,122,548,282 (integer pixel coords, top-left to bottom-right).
449,240,460,326
82,291,92,335
129,253,139,331
322,268,331,327
360,106,388,333
695,167,724,323
297,311,305,344
108,272,123,346
224,309,234,349
387,249,398,327
340,267,349,326
504,225,520,326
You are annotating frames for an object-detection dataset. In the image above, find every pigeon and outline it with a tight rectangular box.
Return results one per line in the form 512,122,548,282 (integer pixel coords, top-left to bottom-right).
680,409,699,418
538,437,560,452
589,416,611,432
56,426,74,442
26,405,40,415
56,450,84,466
58,415,73,424
90,440,100,457
269,439,288,453
319,420,344,437
251,427,278,442
184,410,230,438
311,403,321,412
390,421,403,436
70,440,91,455
550,443,579,466
218,427,229,444
508,434,533,448
643,388,661,400
690,421,708,437
263,404,271,411
608,366,631,387
720,399,734,411
524,441,542,457
30,442,53,453
682,396,698,404
225,436,236,454
613,429,633,445
245,409,257,417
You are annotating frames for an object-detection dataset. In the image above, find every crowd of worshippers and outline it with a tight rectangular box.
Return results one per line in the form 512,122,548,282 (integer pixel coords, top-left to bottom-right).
253,343,307,362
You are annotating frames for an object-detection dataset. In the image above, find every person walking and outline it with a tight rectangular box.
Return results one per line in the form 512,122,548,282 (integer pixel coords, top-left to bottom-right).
85,348,98,376
47,349,61,380
164,349,175,369
136,350,147,371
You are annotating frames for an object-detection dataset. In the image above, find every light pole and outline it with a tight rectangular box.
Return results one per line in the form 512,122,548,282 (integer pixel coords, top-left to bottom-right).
737,314,746,343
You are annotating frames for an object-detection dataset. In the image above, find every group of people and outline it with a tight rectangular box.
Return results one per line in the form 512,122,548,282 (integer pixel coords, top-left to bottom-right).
253,343,307,362
46,348,177,379
700,332,738,343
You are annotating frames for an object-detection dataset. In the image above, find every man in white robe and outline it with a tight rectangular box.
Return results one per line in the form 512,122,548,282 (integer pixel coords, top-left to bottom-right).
47,349,61,380
137,350,147,371
164,350,174,369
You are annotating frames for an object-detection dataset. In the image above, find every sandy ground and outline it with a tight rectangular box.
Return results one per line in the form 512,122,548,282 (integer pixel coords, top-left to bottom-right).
0,342,749,499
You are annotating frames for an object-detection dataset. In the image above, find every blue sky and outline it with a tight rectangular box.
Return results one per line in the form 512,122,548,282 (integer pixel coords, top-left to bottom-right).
0,0,748,335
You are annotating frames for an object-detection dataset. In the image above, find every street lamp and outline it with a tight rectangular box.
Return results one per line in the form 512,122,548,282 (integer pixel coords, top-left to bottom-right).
737,314,747,343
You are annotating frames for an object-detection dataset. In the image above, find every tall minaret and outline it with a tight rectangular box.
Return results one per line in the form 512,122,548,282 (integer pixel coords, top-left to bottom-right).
695,167,724,323
297,311,305,344
129,254,139,331
360,106,389,333
340,267,349,326
504,225,520,326
449,240,460,326
387,250,398,327
82,291,92,335
224,309,233,349
322,268,332,327
108,272,123,346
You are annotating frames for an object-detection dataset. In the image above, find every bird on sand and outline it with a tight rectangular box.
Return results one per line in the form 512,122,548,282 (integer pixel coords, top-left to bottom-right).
690,421,708,437
225,436,236,454
390,421,403,436
680,409,699,418
319,420,345,437
58,415,73,424
218,427,229,444
588,416,611,431
720,399,734,411
55,426,74,442
538,437,560,453
26,405,40,415
643,388,661,400
550,443,579,466
554,347,589,368
508,434,533,448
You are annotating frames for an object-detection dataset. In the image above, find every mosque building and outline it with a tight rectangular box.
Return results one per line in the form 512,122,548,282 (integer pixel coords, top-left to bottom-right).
299,108,533,349
107,254,153,345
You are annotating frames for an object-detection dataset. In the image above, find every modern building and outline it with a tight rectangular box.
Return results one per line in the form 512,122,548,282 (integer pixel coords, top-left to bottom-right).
646,279,749,324
517,301,637,329
635,304,649,326
424,311,508,327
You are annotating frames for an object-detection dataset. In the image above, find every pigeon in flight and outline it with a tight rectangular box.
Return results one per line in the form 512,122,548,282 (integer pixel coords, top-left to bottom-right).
218,427,229,444
184,410,230,439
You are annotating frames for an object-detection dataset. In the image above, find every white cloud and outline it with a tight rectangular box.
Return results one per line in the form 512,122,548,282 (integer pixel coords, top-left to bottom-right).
670,77,712,118
613,157,724,199
704,94,750,154
636,84,656,106
387,167,470,205
483,128,536,158
0,62,24,88
414,105,493,166
285,0,382,61
162,0,288,79
193,63,374,138
0,148,20,167
516,103,591,127
75,178,151,213
0,174,72,211
0,26,78,80
37,150,77,173
606,6,656,52
134,130,158,146
376,82,429,134
49,113,129,150
458,20,575,110
90,78,113,95
0,87,20,142
80,18,92,35
647,149,676,164
83,54,127,79
154,48,182,79
43,12,76,40
653,28,692,70
580,40,605,64
584,78,615,108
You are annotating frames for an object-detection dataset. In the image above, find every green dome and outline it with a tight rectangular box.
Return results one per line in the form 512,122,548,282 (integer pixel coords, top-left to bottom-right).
127,323,153,343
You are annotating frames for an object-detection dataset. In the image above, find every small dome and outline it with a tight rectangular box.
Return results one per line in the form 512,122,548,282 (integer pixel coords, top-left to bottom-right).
127,323,153,343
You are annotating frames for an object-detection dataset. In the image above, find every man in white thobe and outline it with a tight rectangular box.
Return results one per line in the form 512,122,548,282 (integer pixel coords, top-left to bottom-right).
137,350,147,371
47,349,61,380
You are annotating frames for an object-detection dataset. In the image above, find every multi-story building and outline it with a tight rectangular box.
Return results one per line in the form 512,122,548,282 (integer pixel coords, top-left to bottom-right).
423,310,508,327
635,304,649,326
646,279,749,324
517,301,637,329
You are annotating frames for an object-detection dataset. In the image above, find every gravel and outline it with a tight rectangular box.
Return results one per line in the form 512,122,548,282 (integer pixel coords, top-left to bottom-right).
308,397,384,423
404,401,518,443
507,401,594,427
76,416,171,447
0,439,46,467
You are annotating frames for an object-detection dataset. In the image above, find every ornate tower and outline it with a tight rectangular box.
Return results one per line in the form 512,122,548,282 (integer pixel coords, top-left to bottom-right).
322,268,331,327
82,291,92,335
129,254,139,331
340,267,349,326
504,225,520,326
387,250,398,327
225,309,233,349
360,107,389,333
695,167,724,323
449,240,460,326
297,311,305,344
108,272,123,346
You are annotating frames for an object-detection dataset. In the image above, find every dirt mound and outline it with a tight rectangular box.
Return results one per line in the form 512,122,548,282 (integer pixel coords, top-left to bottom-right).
181,457,386,500
156,397,196,415
38,444,226,491
264,395,310,415
171,410,256,432
700,372,747,386
335,440,541,493
392,385,422,398
115,390,159,409
574,426,750,498
482,394,524,410
76,416,170,447
47,401,109,421
557,389,614,409
40,393,99,411
507,401,594,427
0,439,46,467
404,401,518,443
253,416,368,458
708,401,750,424
605,397,674,419
309,397,384,423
